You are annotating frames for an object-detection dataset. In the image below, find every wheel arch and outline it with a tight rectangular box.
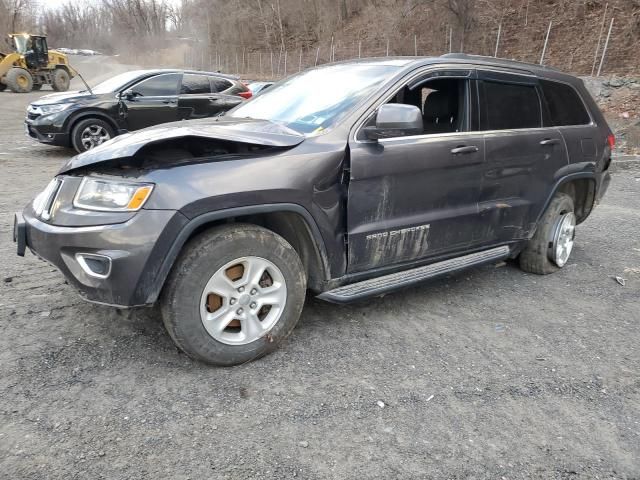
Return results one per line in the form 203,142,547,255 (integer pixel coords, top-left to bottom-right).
66,110,120,139
144,204,332,305
539,173,597,225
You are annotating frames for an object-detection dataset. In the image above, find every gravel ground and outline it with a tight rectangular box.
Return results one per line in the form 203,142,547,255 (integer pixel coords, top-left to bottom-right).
1,58,639,479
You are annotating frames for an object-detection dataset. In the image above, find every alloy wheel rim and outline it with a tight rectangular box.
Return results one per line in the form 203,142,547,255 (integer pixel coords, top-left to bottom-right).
199,256,287,345
17,75,28,88
550,212,576,267
80,125,110,150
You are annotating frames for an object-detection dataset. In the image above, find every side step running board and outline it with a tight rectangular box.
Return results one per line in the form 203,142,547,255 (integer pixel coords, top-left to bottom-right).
318,246,510,304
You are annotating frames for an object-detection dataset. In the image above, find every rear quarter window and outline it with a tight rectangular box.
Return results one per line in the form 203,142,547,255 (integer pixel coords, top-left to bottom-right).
481,80,542,130
540,79,591,126
211,77,233,93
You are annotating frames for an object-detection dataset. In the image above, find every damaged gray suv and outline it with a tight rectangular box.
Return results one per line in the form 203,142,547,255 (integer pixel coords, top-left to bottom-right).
14,54,613,366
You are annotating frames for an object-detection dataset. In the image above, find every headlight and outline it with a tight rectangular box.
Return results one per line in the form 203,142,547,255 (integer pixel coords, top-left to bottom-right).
73,177,154,212
30,103,72,115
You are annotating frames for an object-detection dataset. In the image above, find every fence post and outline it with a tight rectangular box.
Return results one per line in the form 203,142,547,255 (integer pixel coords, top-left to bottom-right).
494,21,502,57
358,40,361,58
449,27,453,53
540,20,552,65
284,50,287,76
270,51,274,77
597,17,614,76
299,49,302,72
386,38,389,56
235,52,239,74
414,34,417,55
330,36,334,62
591,2,609,76
259,52,262,77
314,46,320,66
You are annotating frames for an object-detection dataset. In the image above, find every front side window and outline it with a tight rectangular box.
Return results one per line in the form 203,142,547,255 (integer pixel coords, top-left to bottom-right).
180,74,211,94
228,63,400,135
540,79,591,126
481,81,542,130
131,73,180,97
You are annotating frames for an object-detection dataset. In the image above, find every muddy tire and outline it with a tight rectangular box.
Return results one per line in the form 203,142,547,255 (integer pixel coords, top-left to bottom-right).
160,224,307,366
52,68,70,91
71,118,115,153
6,68,33,93
519,193,575,275
0,83,6,92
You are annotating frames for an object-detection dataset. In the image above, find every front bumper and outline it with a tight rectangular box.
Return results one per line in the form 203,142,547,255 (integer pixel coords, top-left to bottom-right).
15,207,188,307
25,114,70,147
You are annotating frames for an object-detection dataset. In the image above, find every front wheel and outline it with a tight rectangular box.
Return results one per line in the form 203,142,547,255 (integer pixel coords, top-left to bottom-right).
6,68,33,93
71,118,115,152
519,193,576,274
160,224,307,366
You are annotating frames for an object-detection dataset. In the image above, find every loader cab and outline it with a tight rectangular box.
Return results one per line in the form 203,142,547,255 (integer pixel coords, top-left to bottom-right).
10,34,48,69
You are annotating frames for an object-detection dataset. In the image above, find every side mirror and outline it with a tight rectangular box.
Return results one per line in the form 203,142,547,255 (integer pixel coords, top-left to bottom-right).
363,103,423,141
121,89,136,100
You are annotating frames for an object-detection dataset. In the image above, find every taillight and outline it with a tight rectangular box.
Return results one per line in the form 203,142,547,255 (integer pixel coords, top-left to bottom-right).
238,91,252,99
607,134,615,149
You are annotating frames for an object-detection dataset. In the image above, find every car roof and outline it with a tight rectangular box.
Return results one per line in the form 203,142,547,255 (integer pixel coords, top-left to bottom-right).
128,69,239,81
332,53,577,83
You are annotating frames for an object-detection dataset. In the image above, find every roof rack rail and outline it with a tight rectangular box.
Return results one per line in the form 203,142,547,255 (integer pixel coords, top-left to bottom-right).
440,53,560,72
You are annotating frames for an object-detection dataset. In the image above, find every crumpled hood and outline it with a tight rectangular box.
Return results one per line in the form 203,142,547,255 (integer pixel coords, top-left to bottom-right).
58,117,306,174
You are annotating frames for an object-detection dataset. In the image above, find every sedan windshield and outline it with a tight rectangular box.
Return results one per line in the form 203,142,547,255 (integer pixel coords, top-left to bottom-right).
228,64,400,135
90,71,151,94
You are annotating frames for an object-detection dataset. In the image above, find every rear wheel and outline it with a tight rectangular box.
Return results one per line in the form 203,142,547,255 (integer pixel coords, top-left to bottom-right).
71,118,115,152
519,193,576,274
6,68,33,93
0,83,7,92
160,224,307,366
52,68,70,91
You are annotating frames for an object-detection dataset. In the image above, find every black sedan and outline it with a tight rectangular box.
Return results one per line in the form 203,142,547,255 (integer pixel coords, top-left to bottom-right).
25,69,252,152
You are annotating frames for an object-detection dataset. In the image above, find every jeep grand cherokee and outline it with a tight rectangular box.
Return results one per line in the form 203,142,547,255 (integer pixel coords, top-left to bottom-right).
14,54,613,366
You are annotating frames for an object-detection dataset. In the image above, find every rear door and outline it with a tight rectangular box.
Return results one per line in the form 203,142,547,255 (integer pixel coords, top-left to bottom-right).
178,73,214,120
477,71,569,244
539,79,598,164
208,77,244,114
347,69,486,273
122,73,181,130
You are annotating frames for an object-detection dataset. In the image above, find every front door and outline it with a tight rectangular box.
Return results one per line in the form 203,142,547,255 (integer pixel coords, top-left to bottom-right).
122,73,181,131
347,71,486,273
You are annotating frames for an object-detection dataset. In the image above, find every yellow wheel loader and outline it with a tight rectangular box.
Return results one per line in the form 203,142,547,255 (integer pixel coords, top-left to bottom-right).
0,33,78,93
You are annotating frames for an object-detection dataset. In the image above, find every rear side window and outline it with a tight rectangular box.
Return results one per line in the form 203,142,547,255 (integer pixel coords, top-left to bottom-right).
132,73,180,96
481,81,542,130
540,79,591,126
211,77,233,93
180,74,211,94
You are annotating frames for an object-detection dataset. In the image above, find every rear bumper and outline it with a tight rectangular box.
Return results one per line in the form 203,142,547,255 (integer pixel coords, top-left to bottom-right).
16,206,188,307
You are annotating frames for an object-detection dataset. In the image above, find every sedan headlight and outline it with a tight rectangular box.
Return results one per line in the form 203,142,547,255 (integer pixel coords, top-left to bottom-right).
30,103,73,115
73,177,154,212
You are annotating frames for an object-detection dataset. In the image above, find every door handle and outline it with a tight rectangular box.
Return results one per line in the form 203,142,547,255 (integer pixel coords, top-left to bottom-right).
540,138,559,146
162,99,177,104
450,145,479,155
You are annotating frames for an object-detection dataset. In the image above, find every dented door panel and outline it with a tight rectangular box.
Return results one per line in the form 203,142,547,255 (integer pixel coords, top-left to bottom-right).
347,132,485,273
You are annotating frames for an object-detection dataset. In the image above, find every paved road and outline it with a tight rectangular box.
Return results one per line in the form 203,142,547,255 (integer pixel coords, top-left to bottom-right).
1,58,639,479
